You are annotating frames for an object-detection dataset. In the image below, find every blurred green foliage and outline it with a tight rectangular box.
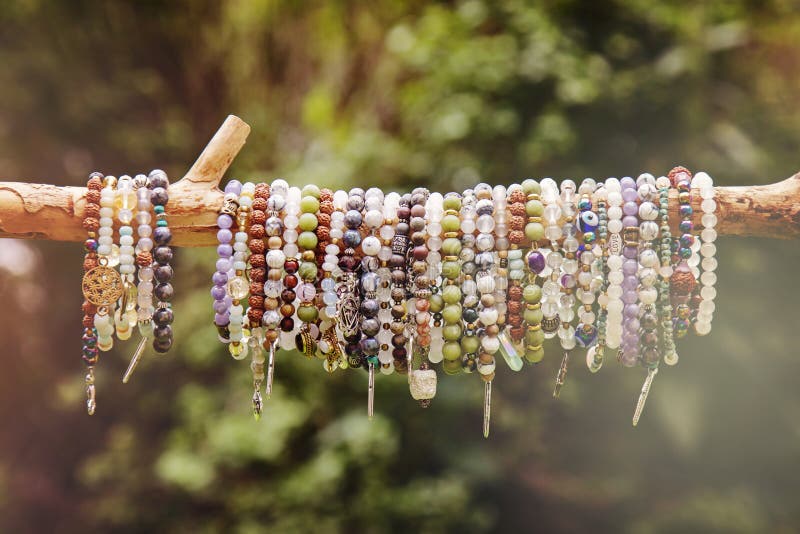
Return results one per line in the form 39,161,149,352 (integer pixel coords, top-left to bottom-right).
1,1,800,532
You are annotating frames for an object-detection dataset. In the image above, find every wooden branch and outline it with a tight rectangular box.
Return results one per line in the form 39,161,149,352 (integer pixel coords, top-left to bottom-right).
0,115,798,244
0,115,250,247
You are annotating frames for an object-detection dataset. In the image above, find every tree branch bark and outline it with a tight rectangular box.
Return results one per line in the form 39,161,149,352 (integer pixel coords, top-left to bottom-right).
0,114,797,245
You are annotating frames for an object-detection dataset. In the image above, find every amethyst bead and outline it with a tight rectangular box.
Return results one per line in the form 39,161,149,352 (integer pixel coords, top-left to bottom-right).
527,250,546,274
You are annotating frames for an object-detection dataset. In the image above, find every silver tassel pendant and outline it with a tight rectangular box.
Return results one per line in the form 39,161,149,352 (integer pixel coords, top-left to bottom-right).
367,362,375,420
266,340,277,398
632,367,658,427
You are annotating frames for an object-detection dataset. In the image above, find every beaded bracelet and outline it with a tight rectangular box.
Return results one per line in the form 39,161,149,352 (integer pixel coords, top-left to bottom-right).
279,184,300,350
538,178,561,342
247,181,270,416
122,173,155,383
95,175,119,353
377,191,399,373
603,178,624,352
358,188,383,374
80,172,109,415
505,185,526,346
692,171,717,336
439,192,463,374
667,167,697,341
293,184,321,356
618,176,640,366
423,192,443,366
227,181,254,360
149,170,175,354
575,178,599,350
520,179,546,367
459,188,480,374
553,179,579,397
212,180,240,343
318,188,343,372
588,180,608,372
654,175,677,366
493,185,522,371
115,175,136,342
261,179,287,391
335,189,361,370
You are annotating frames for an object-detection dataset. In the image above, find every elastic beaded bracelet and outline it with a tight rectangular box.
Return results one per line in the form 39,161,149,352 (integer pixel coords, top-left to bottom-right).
149,169,175,354
294,184,321,355
247,181,270,417
80,171,108,415
334,189,361,370
439,192,463,375
538,178,562,341
389,193,410,376
260,179,287,392
376,191,399,373
94,175,119,353
574,179,600,352
618,176,640,366
279,184,300,350
122,173,155,383
423,192,443,367
459,188,480,374
522,179,546,365
227,181,254,360
588,181,608,372
553,179,579,398
318,188,343,372
692,171,717,336
493,185,522,370
655,175,677,365
358,188,384,374
667,167,697,341
212,180,241,341
505,185,526,345
604,178,624,351
408,187,436,404
115,175,137,342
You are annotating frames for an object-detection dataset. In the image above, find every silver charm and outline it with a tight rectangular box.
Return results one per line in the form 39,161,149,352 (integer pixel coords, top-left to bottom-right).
336,272,360,337
483,380,492,438
367,362,375,420
553,351,570,398
85,369,96,416
122,335,148,383
266,339,277,398
632,367,658,427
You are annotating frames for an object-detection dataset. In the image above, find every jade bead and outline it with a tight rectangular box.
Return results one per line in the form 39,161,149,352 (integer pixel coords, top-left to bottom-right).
525,222,545,242
298,212,319,231
442,261,461,280
443,196,461,211
441,214,461,233
523,308,543,325
297,305,319,323
300,195,320,214
525,347,545,363
442,304,462,324
429,294,444,313
523,284,542,303
298,261,317,280
461,335,480,354
442,237,462,256
298,231,318,251
443,323,463,341
525,328,545,347
442,341,462,361
522,179,541,195
525,199,543,216
301,184,321,199
443,359,462,375
442,285,462,304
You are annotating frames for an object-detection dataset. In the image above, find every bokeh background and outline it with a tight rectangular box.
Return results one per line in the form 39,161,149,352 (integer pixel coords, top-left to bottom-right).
1,1,799,532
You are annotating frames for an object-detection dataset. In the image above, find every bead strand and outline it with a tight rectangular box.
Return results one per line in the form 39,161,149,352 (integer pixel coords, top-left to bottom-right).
439,192,463,374
692,171,717,336
227,181,254,360
95,175,118,353
619,176,640,366
114,175,137,341
604,178,624,351
459,188,480,374
635,173,661,369
80,172,104,415
149,170,174,354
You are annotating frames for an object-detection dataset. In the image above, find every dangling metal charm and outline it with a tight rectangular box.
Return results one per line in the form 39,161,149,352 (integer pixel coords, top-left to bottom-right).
266,339,277,398
632,367,658,427
553,351,570,398
483,380,492,438
253,378,263,420
85,369,96,416
367,362,375,420
122,335,148,383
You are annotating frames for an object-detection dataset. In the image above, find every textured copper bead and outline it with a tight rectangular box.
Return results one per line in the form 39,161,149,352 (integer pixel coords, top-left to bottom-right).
509,203,526,217
248,239,265,254
249,267,266,282
249,282,264,296
252,197,268,211
249,224,266,239
251,210,266,225
136,251,153,267
509,190,525,204
87,176,103,190
509,230,525,245
670,270,697,295
82,217,100,232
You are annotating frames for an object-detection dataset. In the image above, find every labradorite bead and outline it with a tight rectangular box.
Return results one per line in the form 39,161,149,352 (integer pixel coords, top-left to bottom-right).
442,285,461,304
523,284,542,303
298,212,319,231
297,304,319,323
442,341,462,361
298,231,318,251
522,179,541,195
343,229,361,248
525,222,544,242
443,324,463,341
360,299,379,318
300,195,320,214
461,335,480,354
